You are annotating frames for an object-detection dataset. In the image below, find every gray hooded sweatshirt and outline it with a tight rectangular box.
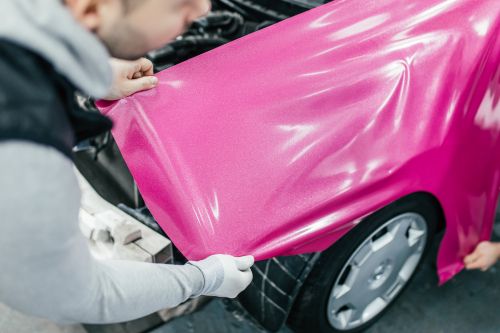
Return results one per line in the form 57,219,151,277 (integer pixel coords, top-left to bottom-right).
0,0,222,324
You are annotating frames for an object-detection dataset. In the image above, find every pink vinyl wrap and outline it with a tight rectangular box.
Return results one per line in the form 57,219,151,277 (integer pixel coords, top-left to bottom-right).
97,0,500,284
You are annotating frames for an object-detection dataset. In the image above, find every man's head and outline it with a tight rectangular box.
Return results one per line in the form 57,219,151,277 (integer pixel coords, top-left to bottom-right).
65,0,211,60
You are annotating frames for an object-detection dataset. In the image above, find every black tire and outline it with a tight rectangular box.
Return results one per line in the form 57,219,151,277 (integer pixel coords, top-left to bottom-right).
287,193,440,333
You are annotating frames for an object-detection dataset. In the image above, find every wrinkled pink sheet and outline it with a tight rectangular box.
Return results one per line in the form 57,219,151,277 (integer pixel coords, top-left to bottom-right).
97,0,500,284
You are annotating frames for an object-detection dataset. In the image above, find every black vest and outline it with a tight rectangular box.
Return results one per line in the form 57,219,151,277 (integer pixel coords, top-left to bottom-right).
0,39,112,159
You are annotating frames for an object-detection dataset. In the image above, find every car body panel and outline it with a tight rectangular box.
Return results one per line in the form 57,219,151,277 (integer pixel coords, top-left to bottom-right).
97,0,500,284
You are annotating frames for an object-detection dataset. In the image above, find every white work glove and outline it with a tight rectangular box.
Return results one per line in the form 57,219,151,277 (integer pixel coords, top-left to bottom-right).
188,254,254,298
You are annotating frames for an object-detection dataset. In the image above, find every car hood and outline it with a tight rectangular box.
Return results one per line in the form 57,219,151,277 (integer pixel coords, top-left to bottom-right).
98,0,500,283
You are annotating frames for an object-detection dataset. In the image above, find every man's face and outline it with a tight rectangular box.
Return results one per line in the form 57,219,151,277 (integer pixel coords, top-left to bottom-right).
97,0,211,60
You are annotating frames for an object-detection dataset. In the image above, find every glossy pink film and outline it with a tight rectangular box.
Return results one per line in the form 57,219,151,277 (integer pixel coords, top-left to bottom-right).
97,0,500,284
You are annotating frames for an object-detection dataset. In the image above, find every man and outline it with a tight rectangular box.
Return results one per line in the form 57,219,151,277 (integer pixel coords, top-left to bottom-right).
0,0,253,324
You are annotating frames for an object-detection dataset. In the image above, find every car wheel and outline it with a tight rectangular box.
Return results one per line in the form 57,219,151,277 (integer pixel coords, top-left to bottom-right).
287,193,439,333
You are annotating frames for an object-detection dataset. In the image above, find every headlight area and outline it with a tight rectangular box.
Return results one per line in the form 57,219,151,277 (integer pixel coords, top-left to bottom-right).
146,0,323,72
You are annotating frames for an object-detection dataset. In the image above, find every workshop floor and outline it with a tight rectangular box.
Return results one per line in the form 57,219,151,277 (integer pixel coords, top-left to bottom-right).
151,224,500,333
2,225,500,333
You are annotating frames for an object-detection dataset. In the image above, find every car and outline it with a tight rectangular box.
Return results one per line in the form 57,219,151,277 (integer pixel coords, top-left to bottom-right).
79,0,500,332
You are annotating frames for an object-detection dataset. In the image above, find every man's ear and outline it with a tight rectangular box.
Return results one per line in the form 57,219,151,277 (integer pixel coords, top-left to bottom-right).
64,0,102,31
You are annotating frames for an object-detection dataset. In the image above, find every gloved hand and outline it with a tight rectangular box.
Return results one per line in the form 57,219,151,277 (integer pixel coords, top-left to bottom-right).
188,254,254,298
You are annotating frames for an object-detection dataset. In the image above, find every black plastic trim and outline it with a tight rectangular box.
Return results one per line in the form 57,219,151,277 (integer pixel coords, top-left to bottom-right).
232,253,322,332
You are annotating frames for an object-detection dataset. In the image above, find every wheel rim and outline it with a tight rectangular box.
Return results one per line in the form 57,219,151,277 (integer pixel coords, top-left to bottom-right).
326,212,428,330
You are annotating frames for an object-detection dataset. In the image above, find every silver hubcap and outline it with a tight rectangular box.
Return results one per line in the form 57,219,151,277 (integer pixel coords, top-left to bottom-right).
327,213,427,330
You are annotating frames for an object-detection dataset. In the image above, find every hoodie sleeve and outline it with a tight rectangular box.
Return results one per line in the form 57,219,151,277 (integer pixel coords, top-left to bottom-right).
0,140,205,324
